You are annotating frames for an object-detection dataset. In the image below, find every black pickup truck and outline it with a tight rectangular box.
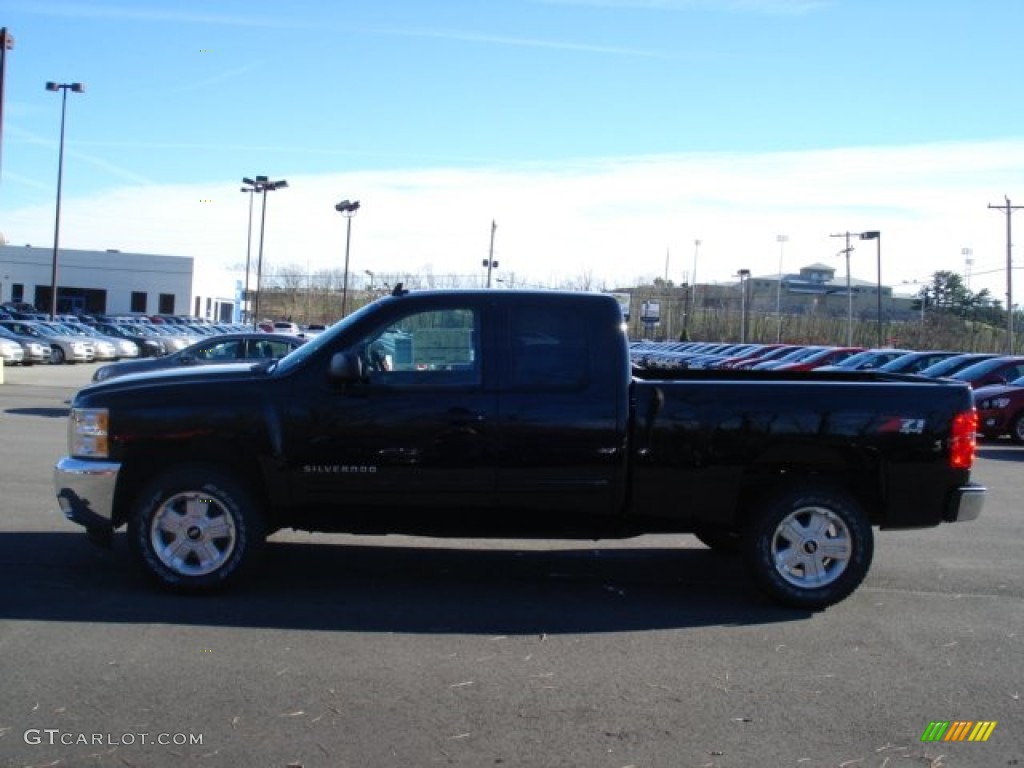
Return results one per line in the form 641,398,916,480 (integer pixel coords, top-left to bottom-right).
55,289,985,609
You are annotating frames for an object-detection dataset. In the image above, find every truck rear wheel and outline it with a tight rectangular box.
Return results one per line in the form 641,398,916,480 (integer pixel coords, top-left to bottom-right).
743,485,872,610
128,466,265,592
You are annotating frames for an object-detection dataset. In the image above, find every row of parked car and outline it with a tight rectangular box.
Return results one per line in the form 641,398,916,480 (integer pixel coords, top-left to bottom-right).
0,305,309,375
630,340,1024,444
0,314,253,366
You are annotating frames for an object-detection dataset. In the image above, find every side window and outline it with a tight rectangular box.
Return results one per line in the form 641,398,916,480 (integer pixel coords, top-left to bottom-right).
509,306,588,390
198,340,241,360
264,340,296,358
357,307,480,388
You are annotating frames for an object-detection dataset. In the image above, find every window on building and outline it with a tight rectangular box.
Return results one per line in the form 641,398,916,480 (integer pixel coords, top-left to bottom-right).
158,293,175,314
11,283,24,302
130,292,147,313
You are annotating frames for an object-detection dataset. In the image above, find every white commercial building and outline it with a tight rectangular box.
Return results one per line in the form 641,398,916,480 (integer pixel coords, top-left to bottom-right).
0,242,242,322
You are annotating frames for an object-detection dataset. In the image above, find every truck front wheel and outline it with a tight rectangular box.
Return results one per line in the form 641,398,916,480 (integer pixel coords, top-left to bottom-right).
743,485,872,610
128,466,265,592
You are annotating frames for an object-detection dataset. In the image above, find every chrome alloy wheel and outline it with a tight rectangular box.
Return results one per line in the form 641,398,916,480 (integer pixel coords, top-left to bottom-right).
770,506,852,589
149,491,238,577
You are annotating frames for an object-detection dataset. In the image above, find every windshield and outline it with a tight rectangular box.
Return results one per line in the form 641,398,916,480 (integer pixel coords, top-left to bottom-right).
919,354,993,377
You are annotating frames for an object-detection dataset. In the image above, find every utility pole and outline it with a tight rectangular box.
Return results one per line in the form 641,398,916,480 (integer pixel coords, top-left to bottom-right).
988,197,1022,354
483,220,498,288
830,232,855,346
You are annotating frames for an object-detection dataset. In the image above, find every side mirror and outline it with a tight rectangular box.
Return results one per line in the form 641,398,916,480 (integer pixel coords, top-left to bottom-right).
328,351,363,384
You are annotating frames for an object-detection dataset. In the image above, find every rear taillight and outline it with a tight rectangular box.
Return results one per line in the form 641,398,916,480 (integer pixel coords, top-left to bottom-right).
950,409,978,469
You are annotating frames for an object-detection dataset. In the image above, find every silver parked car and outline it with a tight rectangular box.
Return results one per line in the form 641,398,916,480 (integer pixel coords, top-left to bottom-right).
0,324,50,365
0,320,95,364
0,336,25,365
56,321,139,360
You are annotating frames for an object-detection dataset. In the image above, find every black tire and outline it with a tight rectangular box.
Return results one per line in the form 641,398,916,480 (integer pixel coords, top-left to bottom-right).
1010,412,1024,445
742,484,873,610
128,465,266,592
50,345,66,365
692,525,742,555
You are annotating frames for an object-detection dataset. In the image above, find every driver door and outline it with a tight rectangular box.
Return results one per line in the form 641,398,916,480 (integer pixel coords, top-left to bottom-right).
285,304,497,508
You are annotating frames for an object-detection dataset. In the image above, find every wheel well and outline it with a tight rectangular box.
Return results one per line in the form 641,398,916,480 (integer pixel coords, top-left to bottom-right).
733,445,884,529
112,442,269,529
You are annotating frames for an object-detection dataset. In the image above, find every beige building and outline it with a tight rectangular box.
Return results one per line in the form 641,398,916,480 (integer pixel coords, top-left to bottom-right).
700,262,916,319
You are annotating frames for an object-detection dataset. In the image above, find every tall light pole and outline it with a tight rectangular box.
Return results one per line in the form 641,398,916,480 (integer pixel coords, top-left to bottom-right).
45,81,84,320
737,268,751,343
775,234,788,343
240,179,262,324
1,28,15,183
246,175,288,328
335,199,360,316
860,231,882,347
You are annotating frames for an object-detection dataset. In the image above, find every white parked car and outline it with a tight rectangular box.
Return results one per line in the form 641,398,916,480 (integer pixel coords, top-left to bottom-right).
0,336,25,365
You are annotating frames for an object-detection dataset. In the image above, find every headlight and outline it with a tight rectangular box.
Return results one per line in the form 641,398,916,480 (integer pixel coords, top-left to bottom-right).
71,342,88,353
979,397,1011,410
69,408,110,458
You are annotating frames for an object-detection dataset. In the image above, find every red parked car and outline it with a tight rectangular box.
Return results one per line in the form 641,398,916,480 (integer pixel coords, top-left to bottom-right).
975,376,1024,442
949,356,1024,389
774,346,865,372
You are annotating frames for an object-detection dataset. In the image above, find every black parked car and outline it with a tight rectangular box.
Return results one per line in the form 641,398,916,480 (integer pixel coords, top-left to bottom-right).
92,332,305,382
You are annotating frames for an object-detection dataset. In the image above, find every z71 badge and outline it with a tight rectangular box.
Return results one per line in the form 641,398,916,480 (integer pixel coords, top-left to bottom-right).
878,417,926,434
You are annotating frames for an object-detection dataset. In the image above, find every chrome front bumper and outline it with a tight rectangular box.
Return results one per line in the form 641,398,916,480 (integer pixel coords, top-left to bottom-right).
54,456,122,546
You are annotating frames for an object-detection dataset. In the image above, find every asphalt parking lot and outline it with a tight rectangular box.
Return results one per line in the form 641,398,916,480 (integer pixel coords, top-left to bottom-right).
0,361,1021,767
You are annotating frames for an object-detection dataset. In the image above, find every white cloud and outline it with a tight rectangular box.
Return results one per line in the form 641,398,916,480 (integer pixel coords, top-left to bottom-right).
2,139,1022,301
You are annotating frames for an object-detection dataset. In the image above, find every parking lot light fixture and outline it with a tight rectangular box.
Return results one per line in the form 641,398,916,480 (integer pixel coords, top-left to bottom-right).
45,81,85,320
248,176,288,328
240,178,263,324
335,200,361,316
860,231,882,347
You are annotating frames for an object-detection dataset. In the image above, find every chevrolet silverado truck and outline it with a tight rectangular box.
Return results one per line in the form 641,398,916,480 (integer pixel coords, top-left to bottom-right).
54,289,985,609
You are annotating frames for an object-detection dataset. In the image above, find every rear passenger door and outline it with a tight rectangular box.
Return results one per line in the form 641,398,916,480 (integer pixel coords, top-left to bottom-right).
494,303,626,515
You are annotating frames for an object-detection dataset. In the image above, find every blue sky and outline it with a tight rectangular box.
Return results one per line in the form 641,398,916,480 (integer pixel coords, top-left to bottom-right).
2,0,1024,300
